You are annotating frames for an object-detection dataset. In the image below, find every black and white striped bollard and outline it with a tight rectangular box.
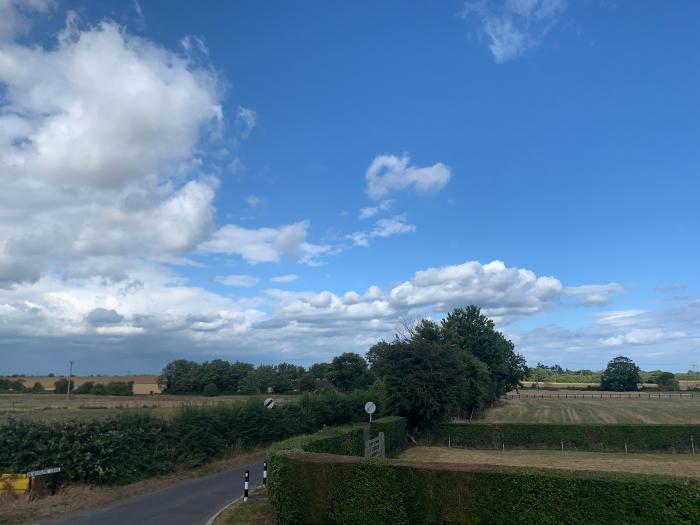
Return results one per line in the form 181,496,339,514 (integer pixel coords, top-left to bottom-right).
263,461,267,486
244,470,249,502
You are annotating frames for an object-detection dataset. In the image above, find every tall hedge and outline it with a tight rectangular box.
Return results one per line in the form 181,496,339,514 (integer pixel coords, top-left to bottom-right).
0,389,382,485
270,425,365,457
268,451,700,525
369,416,407,456
432,423,700,452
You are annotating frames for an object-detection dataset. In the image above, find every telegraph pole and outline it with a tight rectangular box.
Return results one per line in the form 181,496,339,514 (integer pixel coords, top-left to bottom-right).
66,361,74,401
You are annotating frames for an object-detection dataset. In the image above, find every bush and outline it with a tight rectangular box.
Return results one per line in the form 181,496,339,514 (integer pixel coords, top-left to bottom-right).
432,423,700,452
268,451,700,525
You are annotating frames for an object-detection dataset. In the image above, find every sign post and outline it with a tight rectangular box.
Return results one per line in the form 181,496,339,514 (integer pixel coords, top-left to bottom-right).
364,401,376,423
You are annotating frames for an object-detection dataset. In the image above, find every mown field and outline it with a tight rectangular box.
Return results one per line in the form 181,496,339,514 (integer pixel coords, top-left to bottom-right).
0,394,300,423
478,390,700,424
398,446,700,477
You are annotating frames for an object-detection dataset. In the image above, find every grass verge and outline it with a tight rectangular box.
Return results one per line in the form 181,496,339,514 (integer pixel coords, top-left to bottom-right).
215,488,274,525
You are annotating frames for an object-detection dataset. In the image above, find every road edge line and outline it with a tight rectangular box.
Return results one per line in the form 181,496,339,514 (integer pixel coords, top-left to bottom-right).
204,495,242,525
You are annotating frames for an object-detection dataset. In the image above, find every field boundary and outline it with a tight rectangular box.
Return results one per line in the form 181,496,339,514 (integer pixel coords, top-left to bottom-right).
507,392,697,399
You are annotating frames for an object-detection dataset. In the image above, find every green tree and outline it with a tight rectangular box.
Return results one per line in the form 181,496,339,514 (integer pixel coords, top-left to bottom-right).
328,352,374,392
298,373,317,392
655,372,680,391
308,362,331,379
74,381,95,394
158,360,202,394
202,382,219,396
53,378,74,394
600,356,641,391
31,382,45,393
441,306,526,400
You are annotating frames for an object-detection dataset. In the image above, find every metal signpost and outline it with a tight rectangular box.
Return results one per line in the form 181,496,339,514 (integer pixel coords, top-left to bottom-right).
364,401,376,423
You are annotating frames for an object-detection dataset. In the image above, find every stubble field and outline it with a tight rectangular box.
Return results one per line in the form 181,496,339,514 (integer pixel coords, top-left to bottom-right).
478,390,700,424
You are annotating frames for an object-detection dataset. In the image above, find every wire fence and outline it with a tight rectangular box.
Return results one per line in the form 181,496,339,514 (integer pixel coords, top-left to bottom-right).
506,392,696,400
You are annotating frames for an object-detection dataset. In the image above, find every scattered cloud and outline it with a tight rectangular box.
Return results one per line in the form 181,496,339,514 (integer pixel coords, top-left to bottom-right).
201,221,332,266
358,199,393,220
246,195,263,208
270,274,299,283
349,214,416,247
656,283,686,293
565,283,623,305
365,154,451,199
462,0,568,63
214,274,260,287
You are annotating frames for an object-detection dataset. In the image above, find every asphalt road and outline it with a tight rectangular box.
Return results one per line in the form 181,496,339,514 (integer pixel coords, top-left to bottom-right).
37,459,265,525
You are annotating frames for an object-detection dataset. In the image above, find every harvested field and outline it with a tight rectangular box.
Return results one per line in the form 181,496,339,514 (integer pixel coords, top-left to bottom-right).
478,390,700,424
0,394,300,423
398,446,700,478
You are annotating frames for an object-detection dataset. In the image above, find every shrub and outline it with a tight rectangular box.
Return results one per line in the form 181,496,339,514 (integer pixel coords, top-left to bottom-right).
202,382,219,396
268,451,700,525
271,425,365,457
431,423,700,452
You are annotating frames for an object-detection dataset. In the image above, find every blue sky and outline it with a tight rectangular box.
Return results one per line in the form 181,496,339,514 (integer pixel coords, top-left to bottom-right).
0,0,698,374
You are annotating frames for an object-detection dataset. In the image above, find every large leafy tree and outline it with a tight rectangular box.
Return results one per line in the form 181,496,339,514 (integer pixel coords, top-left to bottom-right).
328,352,374,392
369,306,526,427
600,356,641,391
158,359,202,394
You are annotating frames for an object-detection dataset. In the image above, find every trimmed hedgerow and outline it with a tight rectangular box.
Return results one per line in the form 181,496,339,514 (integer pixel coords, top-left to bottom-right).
0,389,382,485
270,425,365,457
267,451,700,525
431,423,700,452
369,416,406,456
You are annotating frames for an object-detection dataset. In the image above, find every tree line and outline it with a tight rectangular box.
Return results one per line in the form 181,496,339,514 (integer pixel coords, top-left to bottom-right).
159,305,528,427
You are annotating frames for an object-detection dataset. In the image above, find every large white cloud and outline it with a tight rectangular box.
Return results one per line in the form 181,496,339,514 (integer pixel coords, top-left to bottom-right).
0,15,222,286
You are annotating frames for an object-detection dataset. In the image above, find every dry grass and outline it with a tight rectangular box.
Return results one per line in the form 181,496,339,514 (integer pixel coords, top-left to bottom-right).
398,446,700,478
0,394,300,423
0,450,266,525
215,488,274,525
479,391,700,424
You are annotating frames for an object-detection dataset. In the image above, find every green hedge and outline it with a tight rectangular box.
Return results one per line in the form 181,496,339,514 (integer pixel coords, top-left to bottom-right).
0,389,382,484
432,423,700,452
268,451,700,525
369,416,406,456
270,425,365,457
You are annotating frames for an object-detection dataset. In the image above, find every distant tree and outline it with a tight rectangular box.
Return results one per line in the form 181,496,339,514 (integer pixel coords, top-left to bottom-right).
298,373,317,392
91,383,107,395
158,360,202,394
366,341,393,379
655,372,680,391
230,361,255,392
308,362,331,379
53,378,74,394
31,382,45,393
274,363,305,393
105,381,134,396
600,356,641,391
202,382,219,396
328,352,374,392
74,381,95,394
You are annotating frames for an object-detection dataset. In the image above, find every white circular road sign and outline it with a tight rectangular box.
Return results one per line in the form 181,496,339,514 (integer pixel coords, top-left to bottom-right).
264,397,275,409
364,401,376,415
